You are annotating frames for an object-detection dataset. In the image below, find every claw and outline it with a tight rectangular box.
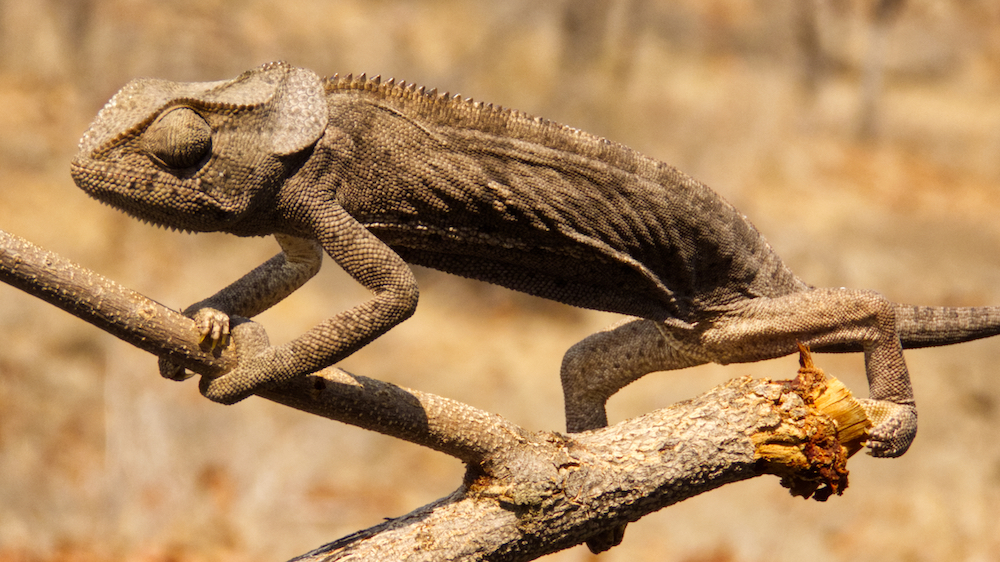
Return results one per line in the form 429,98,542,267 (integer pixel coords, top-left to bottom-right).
191,307,231,351
160,307,232,381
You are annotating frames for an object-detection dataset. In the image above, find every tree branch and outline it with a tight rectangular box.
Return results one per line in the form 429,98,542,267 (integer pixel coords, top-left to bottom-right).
0,228,523,464
0,228,870,561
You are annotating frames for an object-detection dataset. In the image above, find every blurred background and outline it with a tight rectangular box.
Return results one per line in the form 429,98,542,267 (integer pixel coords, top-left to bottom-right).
2,1,1000,560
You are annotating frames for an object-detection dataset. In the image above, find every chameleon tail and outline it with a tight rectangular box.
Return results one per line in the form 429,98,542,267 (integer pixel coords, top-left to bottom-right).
812,303,1000,353
893,304,1000,349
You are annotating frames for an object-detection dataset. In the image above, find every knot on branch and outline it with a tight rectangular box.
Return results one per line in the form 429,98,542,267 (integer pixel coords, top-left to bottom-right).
752,344,871,501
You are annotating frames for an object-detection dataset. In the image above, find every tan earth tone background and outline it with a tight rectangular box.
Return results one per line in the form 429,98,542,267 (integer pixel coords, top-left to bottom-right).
2,1,1000,561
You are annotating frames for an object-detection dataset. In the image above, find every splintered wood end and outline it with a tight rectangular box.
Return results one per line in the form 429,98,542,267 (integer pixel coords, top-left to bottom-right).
812,375,871,457
796,344,872,458
753,345,873,500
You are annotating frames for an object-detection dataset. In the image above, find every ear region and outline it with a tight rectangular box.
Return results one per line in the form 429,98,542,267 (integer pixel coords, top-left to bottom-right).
266,65,328,156
198,62,328,157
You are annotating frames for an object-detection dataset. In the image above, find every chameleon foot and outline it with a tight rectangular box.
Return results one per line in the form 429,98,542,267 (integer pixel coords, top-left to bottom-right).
190,307,231,350
858,399,917,458
197,320,274,405
585,523,625,554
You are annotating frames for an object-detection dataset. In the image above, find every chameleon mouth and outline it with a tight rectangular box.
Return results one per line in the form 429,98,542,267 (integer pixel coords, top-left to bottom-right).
70,159,237,233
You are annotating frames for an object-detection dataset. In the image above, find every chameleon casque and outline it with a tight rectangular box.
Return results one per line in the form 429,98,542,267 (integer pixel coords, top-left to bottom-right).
72,62,1000,500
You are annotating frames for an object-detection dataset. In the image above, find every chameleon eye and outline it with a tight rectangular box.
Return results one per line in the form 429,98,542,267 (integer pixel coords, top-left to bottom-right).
142,107,212,169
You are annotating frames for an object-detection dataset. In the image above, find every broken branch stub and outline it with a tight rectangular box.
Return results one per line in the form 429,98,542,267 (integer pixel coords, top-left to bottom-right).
753,344,871,501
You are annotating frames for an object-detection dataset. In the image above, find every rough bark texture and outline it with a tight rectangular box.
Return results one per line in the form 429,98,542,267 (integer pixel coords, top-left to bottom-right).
0,228,866,561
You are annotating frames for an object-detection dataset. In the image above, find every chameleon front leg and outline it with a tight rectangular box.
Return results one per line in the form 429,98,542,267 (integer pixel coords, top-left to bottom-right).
190,234,324,341
196,203,419,405
160,233,324,381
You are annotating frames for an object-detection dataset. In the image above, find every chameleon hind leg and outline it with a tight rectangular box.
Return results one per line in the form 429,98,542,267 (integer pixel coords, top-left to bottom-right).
559,318,709,553
561,318,710,434
559,287,917,552
562,288,916,455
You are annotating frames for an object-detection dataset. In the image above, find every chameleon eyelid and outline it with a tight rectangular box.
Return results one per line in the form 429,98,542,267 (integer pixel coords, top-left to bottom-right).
141,106,213,170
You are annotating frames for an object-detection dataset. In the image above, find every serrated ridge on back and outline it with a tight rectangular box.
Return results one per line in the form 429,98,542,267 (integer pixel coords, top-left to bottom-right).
322,71,647,172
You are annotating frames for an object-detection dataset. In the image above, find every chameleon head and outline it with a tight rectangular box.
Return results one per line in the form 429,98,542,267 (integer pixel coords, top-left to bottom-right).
70,61,329,235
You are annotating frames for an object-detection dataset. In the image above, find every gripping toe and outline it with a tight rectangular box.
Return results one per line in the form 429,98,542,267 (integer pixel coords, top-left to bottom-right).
858,399,917,458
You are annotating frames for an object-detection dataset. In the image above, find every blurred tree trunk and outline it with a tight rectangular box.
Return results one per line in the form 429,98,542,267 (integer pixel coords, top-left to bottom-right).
551,0,649,136
795,0,827,100
858,0,906,140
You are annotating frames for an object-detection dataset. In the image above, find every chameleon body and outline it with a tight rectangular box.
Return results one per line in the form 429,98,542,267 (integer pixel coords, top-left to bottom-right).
72,62,1000,468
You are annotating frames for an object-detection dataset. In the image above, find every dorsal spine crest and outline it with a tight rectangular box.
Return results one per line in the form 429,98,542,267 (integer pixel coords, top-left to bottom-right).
326,72,497,117
323,71,633,168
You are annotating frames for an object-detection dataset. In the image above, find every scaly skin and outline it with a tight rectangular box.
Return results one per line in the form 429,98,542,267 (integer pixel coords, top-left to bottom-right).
71,61,1000,552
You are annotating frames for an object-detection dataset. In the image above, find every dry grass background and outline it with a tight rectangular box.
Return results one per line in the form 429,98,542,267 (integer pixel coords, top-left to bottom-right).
2,1,1000,560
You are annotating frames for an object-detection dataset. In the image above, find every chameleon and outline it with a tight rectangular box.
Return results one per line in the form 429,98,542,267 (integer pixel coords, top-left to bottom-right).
71,61,1000,471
